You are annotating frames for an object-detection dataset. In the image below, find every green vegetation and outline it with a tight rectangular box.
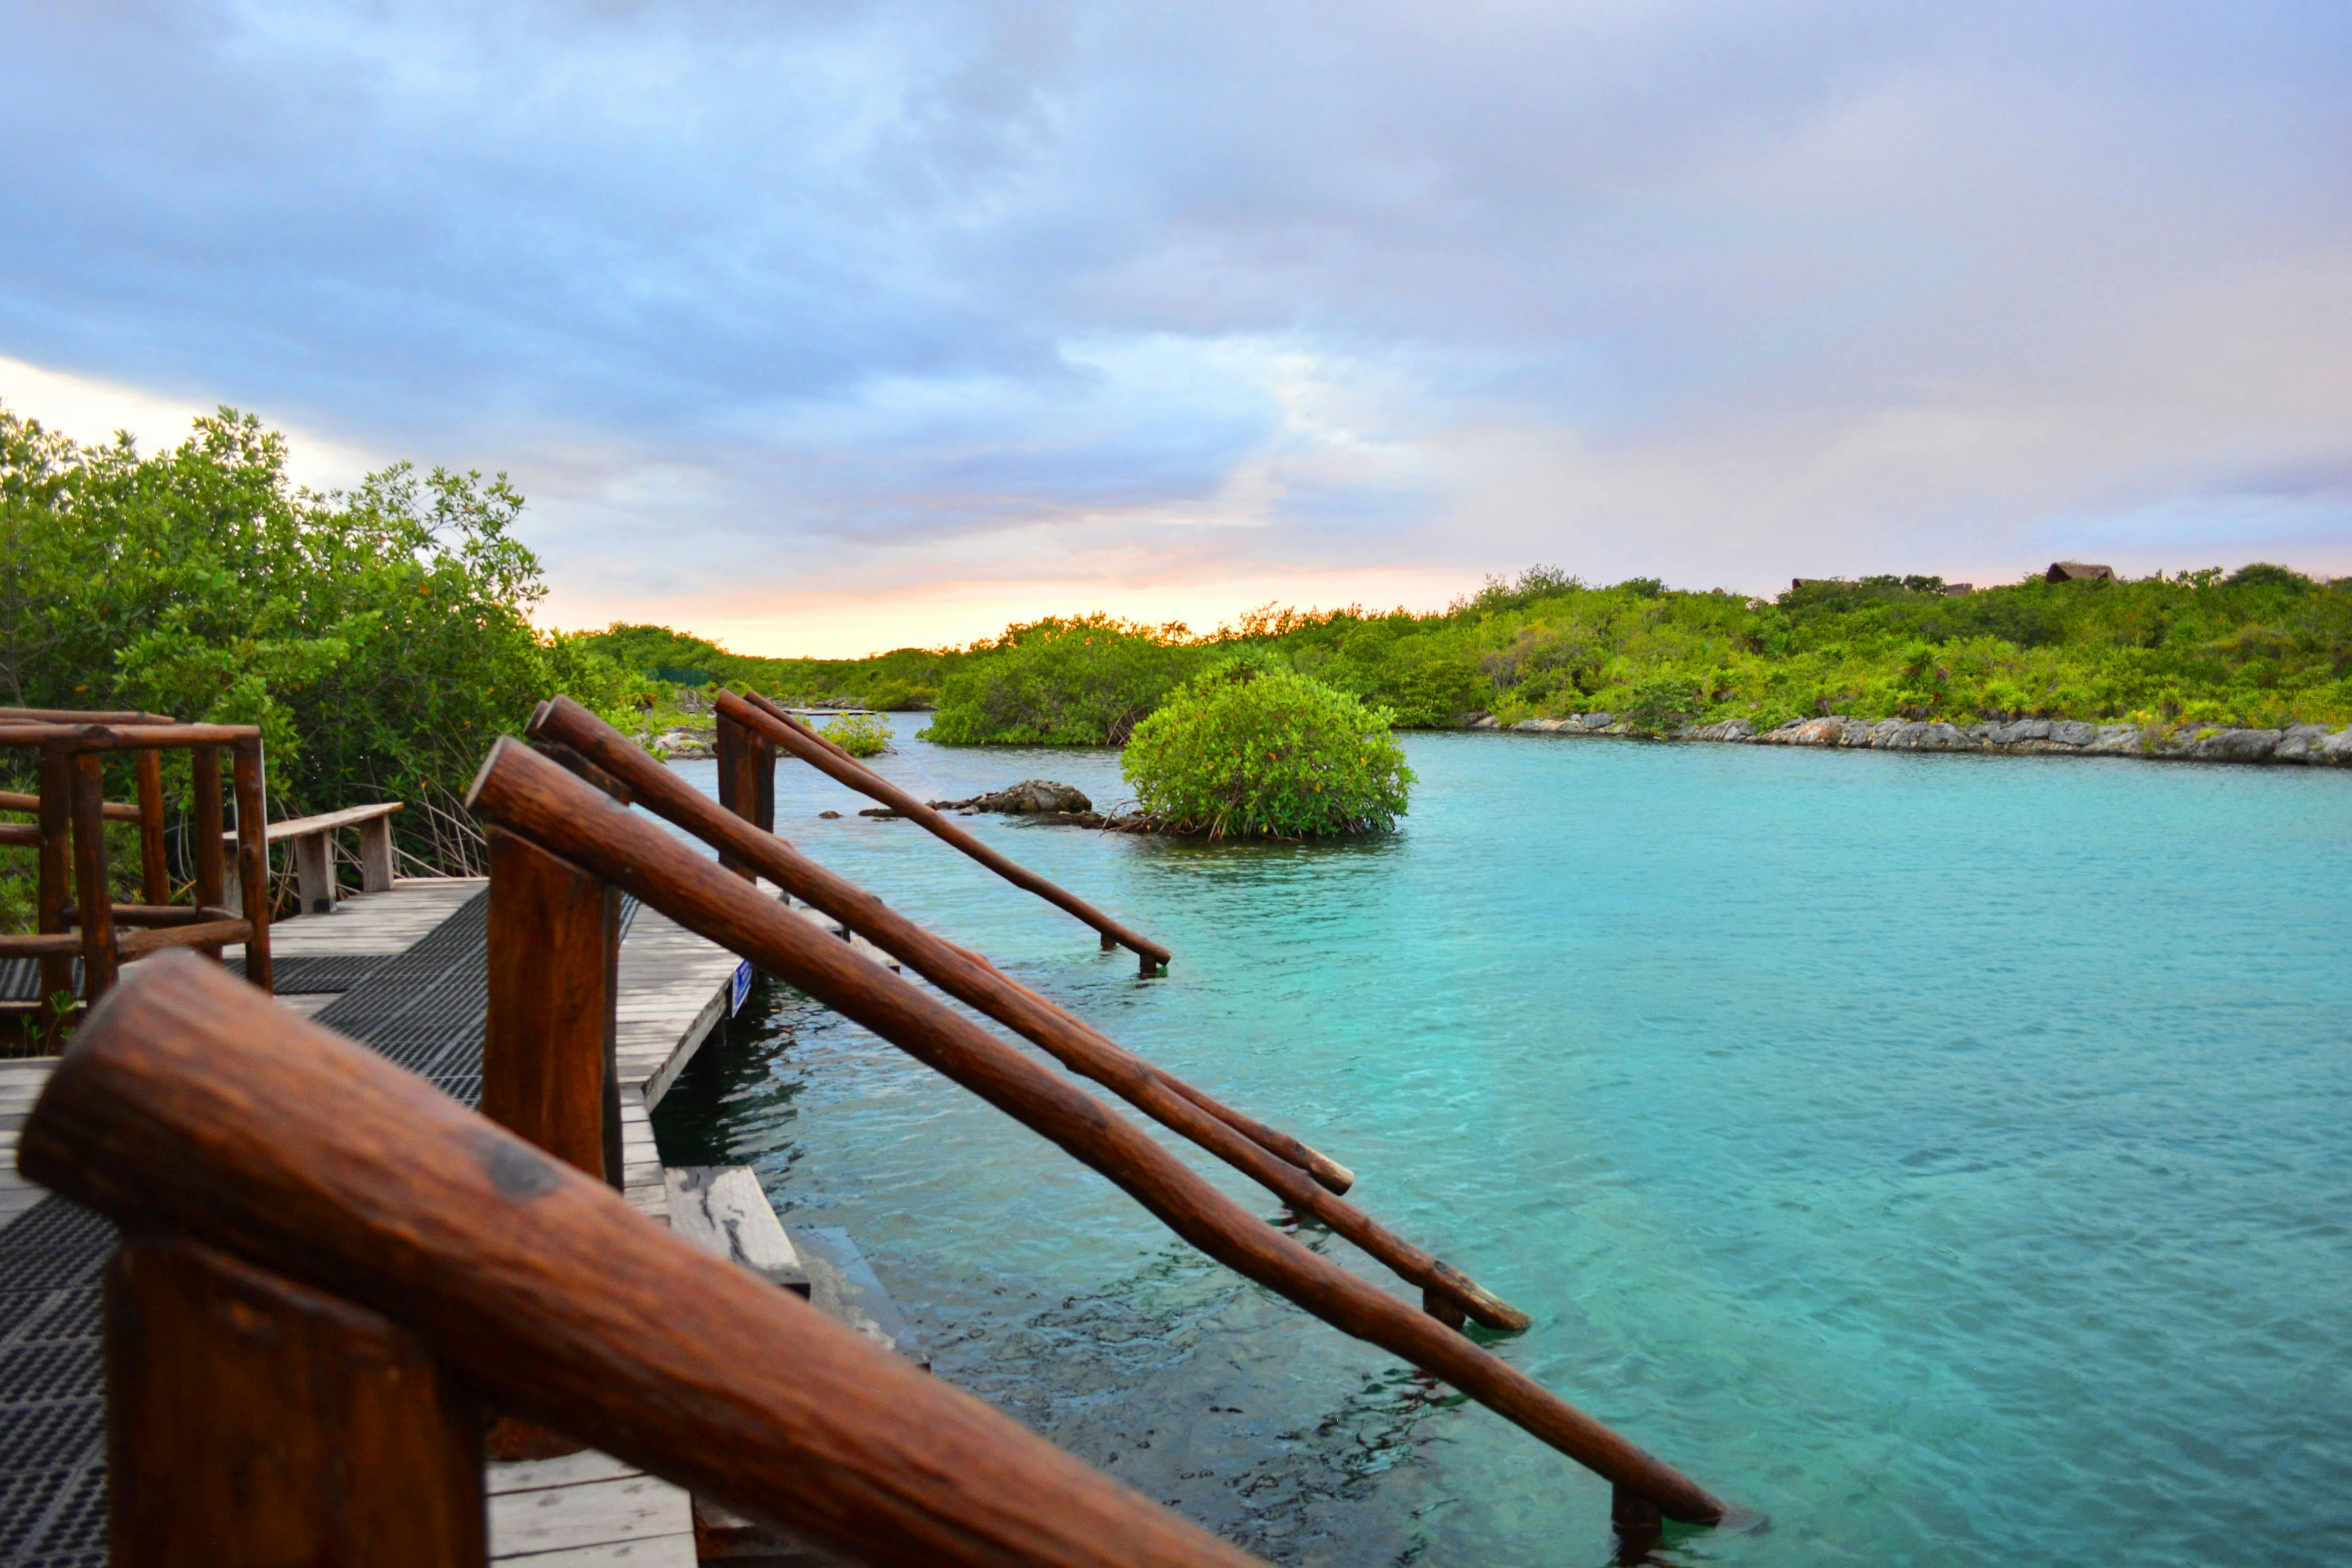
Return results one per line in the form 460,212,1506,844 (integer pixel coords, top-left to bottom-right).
582,623,955,712
820,711,892,758
1122,657,1412,839
1,402,652,921
920,616,1198,745
592,562,2352,753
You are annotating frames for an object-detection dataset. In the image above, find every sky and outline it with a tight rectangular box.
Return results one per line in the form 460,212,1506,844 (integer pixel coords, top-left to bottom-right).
4,2,2348,658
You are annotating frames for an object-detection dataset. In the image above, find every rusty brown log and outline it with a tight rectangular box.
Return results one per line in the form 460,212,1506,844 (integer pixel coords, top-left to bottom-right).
191,748,226,916
69,750,119,1000
135,748,169,904
0,722,262,751
26,954,1276,1568
721,690,1173,972
0,822,36,847
106,1234,486,1567
0,788,141,821
466,737,1731,1521
64,903,243,928
0,932,81,956
524,705,1526,1334
232,738,272,993
36,745,74,1012
0,706,174,724
116,919,253,957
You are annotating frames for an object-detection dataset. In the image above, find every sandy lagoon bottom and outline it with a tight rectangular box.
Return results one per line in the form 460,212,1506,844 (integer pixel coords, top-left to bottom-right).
654,724,2352,1566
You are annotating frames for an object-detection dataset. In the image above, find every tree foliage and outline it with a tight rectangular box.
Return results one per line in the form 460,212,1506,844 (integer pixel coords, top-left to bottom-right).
820,712,892,757
922,615,1201,746
0,401,649,885
1121,660,1412,839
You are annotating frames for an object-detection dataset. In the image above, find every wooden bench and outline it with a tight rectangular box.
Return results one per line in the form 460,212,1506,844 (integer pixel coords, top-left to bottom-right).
227,802,404,916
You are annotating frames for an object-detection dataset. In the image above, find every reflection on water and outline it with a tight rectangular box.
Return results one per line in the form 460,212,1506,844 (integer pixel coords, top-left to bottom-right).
654,724,2352,1567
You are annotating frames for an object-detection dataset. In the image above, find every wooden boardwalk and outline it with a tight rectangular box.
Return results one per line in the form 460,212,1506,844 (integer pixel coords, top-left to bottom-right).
6,877,744,1568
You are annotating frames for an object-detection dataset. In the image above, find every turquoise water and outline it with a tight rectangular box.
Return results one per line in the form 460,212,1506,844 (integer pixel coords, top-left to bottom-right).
652,724,2352,1566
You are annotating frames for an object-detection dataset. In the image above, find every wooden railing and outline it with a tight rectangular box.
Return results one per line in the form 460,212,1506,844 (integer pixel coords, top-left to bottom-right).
21,954,1273,1568
713,689,1175,973
464,733,1736,1527
0,718,273,1010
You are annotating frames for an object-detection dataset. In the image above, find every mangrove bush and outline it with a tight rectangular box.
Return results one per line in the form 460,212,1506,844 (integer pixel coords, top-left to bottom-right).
1122,660,1412,838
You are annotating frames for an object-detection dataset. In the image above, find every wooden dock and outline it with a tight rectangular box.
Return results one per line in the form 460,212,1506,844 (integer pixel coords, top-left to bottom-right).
5,877,750,1568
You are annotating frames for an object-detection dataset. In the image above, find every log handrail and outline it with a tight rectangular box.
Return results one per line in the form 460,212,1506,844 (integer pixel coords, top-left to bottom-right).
0,788,141,822
0,706,174,724
0,721,262,750
465,737,1733,1523
720,690,1173,972
522,701,1542,1334
22,954,1275,1568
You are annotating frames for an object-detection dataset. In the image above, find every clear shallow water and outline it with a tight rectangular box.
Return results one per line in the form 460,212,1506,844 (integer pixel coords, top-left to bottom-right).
652,723,2352,1566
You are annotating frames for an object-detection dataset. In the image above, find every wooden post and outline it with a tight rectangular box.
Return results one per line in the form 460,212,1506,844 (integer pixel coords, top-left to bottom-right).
69,749,119,1001
714,711,754,879
358,813,398,892
295,831,336,915
36,742,75,1023
232,737,273,993
135,748,169,905
191,746,226,917
106,1234,487,1567
481,827,620,1183
752,729,776,836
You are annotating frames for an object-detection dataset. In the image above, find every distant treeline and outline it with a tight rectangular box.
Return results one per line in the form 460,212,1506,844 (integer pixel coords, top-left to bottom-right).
588,564,2352,746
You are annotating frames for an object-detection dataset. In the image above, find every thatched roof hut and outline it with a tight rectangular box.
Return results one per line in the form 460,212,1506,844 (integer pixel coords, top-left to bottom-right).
2046,561,2116,583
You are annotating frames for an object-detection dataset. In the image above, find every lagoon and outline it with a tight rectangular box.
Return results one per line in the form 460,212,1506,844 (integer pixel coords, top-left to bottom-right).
655,724,2352,1566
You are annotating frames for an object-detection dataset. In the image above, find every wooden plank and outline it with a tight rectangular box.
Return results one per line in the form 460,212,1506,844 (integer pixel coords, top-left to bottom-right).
234,878,485,959
0,1057,54,1227
486,1536,695,1567
487,1472,694,1558
217,799,405,844
663,1167,807,1294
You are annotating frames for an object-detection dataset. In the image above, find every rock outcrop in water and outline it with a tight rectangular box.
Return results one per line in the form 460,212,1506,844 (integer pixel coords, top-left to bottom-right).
1466,712,2352,768
930,779,1095,814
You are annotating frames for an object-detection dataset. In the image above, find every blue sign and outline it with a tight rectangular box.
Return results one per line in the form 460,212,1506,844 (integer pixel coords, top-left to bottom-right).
729,959,752,1015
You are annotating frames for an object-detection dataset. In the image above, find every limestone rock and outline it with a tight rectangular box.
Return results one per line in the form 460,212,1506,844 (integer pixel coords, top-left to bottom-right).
928,780,1095,814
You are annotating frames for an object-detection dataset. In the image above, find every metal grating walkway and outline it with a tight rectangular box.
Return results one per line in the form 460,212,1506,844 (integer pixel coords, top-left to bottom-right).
0,887,532,1568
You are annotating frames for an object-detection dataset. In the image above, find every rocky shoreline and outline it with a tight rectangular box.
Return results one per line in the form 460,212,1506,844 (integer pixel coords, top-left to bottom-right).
1471,711,2352,766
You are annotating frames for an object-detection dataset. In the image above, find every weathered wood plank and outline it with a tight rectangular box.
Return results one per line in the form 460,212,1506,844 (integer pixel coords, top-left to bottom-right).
663,1167,807,1294
487,1472,695,1557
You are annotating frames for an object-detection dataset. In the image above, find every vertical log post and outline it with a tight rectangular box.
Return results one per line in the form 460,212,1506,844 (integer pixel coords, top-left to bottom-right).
36,742,75,1024
481,826,621,1182
358,813,398,892
479,825,622,1460
714,711,755,880
232,737,273,993
107,1234,487,1568
191,746,226,916
295,831,336,915
752,728,776,836
69,748,119,1001
135,747,169,906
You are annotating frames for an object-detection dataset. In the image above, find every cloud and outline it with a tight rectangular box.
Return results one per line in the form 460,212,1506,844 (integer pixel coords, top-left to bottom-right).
2,0,2347,653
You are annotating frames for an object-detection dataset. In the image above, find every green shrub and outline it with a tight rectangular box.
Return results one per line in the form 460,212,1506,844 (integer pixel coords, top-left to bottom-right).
0,401,652,894
1121,665,1412,839
923,615,1200,745
821,712,892,757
